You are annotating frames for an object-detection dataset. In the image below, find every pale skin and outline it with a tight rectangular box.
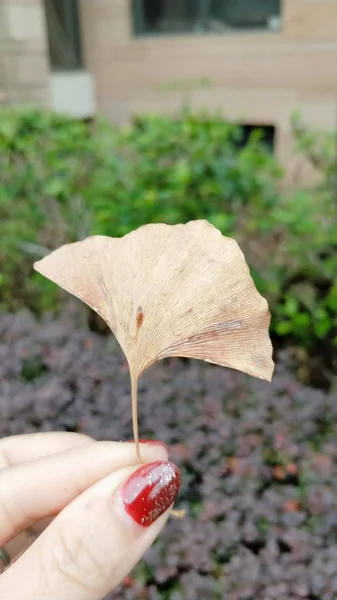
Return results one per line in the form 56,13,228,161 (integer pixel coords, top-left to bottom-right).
0,432,171,600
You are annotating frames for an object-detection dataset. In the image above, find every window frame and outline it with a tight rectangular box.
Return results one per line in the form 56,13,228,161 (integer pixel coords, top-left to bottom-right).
132,0,282,38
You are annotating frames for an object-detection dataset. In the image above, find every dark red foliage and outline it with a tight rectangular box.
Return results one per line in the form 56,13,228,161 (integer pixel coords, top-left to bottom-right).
0,311,336,600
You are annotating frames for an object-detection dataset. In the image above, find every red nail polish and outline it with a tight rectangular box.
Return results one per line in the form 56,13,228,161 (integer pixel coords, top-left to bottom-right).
126,439,168,451
121,461,181,527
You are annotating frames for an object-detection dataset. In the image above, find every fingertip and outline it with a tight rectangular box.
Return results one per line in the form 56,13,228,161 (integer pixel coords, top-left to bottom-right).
126,439,169,452
121,440,169,463
118,460,180,528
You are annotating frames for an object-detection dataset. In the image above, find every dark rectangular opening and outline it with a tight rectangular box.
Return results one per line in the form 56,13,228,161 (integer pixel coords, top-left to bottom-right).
237,124,276,153
44,0,83,70
132,0,281,36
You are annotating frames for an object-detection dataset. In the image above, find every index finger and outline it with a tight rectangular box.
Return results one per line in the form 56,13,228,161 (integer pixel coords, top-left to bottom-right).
0,441,168,547
0,432,93,468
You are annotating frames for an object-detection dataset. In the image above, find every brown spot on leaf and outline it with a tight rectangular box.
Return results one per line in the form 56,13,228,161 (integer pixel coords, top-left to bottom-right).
136,308,144,329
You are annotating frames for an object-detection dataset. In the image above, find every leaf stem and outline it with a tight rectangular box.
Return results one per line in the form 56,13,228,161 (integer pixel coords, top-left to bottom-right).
131,371,141,462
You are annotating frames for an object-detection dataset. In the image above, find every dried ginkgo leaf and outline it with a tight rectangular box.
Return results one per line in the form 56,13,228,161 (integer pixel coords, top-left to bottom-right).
34,220,274,460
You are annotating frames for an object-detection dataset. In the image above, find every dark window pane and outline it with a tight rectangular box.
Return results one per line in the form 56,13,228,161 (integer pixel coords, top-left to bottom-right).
237,124,276,153
133,0,281,35
45,0,83,70
132,0,200,35
211,0,281,31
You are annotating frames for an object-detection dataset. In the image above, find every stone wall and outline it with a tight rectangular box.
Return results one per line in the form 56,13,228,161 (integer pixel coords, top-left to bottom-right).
0,0,50,106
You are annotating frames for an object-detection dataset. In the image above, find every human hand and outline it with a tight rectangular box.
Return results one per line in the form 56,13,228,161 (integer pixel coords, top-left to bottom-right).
0,432,180,599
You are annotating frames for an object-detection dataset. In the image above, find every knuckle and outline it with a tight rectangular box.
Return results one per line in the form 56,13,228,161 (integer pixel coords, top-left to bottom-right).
0,446,11,468
49,520,109,591
0,479,22,538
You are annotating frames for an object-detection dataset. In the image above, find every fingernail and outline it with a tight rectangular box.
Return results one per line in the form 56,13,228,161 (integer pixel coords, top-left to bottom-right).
121,461,181,527
126,439,168,451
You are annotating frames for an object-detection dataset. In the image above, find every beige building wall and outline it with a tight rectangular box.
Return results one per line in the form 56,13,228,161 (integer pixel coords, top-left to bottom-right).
0,0,50,106
80,0,337,173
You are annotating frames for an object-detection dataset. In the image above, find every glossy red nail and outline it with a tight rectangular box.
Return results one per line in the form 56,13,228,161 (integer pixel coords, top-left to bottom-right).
121,461,181,527
126,439,168,451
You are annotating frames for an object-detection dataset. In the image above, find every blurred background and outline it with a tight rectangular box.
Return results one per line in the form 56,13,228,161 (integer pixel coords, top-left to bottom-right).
0,1,336,599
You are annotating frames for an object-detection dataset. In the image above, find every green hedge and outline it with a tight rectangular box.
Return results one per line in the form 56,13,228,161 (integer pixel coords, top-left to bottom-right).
0,107,336,360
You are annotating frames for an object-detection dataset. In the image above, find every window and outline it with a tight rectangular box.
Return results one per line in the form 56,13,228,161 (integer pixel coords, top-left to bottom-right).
44,0,83,70
132,0,281,36
238,124,276,153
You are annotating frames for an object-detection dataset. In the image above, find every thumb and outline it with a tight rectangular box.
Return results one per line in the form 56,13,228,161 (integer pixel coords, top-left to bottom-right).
0,460,181,600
